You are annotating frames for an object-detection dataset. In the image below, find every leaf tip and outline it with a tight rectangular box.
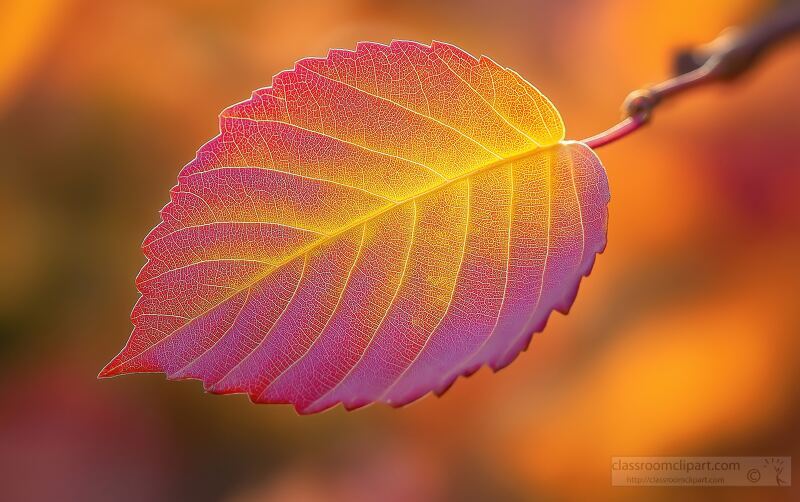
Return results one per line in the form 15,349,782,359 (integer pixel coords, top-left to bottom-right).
97,355,126,379
97,363,118,379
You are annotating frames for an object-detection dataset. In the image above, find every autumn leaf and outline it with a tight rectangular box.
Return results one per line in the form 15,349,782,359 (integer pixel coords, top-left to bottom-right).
99,40,609,413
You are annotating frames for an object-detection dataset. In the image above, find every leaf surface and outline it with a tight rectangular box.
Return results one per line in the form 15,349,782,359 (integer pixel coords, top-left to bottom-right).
100,41,609,413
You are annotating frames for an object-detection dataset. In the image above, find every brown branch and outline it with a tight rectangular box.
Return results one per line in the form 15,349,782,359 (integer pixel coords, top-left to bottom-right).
583,2,800,149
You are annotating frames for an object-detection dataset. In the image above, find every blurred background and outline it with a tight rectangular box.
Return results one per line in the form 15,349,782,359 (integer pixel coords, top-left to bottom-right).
1,0,798,500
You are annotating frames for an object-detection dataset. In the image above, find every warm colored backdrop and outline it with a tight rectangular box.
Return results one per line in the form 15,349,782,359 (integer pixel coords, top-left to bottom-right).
1,0,798,500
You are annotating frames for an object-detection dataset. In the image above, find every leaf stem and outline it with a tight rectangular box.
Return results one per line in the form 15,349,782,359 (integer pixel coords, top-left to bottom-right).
583,2,800,149
583,115,646,150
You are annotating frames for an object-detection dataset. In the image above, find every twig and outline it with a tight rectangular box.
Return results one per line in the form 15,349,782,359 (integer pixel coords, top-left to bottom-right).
583,2,800,149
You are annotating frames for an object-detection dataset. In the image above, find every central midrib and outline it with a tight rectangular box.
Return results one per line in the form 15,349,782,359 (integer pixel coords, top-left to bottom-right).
110,140,569,375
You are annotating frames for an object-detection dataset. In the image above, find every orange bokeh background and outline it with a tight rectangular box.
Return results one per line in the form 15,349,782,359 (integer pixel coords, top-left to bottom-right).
1,1,798,500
